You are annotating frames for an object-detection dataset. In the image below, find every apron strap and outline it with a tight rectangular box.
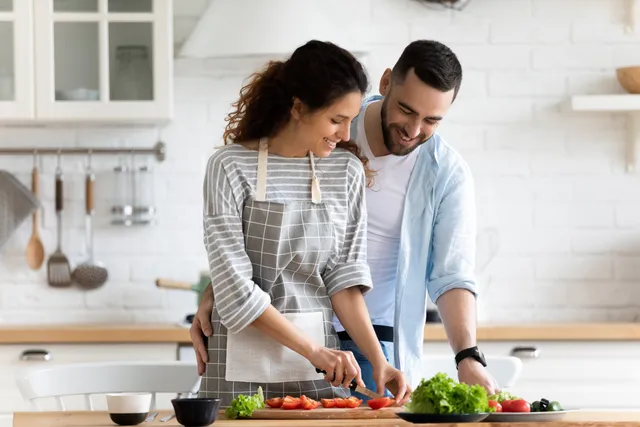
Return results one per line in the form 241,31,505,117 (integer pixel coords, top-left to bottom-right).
256,137,322,204
309,152,322,204
256,137,268,202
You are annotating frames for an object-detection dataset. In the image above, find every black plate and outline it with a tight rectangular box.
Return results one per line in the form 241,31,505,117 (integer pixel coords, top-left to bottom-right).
395,412,490,424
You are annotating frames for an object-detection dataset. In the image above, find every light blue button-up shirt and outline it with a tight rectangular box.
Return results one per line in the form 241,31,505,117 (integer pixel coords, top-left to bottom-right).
351,96,479,387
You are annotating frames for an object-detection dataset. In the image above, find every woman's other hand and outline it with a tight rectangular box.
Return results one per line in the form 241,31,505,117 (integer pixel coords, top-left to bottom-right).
372,362,412,405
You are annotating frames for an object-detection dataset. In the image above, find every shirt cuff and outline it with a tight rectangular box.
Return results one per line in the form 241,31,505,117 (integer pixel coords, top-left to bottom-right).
324,262,373,297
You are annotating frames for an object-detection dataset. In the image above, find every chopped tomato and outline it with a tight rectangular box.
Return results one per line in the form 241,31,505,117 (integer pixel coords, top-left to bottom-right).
488,400,502,412
345,396,363,408
367,397,392,410
333,398,347,408
266,397,283,408
300,395,319,410
281,396,301,410
321,398,336,408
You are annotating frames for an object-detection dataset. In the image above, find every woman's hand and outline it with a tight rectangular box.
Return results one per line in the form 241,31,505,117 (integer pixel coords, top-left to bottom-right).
307,346,364,389
372,362,412,405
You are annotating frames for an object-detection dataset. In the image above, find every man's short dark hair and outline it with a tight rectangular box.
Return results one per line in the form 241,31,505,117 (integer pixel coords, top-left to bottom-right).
391,40,463,101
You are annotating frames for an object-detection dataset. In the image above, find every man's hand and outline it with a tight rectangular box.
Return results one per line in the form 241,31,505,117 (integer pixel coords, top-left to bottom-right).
189,283,214,375
372,362,412,405
457,358,500,395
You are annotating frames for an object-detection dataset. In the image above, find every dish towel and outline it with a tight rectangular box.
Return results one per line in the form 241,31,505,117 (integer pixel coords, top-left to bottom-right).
0,170,40,250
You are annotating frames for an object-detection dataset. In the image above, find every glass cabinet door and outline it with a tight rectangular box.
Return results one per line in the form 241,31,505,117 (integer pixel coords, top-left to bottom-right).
34,0,172,122
0,0,34,120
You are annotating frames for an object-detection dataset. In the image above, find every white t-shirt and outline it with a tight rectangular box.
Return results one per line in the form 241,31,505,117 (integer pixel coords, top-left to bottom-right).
333,104,419,332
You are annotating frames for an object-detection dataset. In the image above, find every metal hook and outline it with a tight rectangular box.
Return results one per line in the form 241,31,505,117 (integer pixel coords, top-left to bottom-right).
87,150,92,170
56,149,62,168
32,149,38,168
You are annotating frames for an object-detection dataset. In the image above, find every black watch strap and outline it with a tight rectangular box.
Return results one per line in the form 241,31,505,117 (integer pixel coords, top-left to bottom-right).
455,346,487,369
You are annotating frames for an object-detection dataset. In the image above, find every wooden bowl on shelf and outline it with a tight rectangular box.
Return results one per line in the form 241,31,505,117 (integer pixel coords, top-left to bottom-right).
616,66,640,94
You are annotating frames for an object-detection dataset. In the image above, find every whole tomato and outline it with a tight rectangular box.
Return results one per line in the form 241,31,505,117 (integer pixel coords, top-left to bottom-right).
502,399,530,413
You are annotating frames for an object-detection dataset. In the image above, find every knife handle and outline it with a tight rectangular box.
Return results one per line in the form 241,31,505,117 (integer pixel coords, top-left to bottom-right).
315,368,357,390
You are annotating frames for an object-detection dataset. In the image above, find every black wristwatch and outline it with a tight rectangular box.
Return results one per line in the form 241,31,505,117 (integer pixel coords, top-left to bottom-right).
455,346,487,369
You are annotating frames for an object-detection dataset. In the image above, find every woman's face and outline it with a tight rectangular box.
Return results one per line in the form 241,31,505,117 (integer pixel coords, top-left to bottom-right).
293,91,363,158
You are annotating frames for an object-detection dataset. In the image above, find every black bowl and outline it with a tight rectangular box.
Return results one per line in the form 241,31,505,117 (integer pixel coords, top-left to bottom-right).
171,398,221,427
108,412,148,426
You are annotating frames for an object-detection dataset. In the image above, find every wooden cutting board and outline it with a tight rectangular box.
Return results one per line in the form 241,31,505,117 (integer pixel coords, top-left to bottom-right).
247,406,404,419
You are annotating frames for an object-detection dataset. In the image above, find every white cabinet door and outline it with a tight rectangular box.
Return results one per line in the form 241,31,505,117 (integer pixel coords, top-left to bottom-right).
0,0,34,120
423,341,640,410
32,0,173,123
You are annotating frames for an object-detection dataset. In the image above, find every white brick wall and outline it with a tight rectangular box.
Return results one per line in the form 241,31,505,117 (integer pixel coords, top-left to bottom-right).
1,0,640,325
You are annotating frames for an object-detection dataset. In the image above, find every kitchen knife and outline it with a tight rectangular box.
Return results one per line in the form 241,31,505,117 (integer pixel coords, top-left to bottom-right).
315,368,386,400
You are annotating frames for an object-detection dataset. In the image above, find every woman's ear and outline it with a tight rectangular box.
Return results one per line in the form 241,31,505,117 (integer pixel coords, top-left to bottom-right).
290,97,304,121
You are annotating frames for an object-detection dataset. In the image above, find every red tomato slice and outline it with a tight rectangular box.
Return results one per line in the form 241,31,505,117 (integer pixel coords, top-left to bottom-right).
266,397,283,408
345,397,362,408
367,397,392,410
334,398,347,408
321,398,336,408
281,396,301,410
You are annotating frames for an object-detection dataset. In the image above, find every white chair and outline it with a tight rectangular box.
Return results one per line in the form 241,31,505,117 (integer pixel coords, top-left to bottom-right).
15,361,202,411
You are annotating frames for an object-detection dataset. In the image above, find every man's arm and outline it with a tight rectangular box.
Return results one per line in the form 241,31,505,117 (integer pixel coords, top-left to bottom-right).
427,167,499,394
436,288,477,353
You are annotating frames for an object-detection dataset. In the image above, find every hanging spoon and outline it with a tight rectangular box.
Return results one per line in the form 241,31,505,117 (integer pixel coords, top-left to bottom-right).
26,150,44,270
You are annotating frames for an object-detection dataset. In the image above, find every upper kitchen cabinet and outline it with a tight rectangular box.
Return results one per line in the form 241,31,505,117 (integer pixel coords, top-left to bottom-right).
0,0,173,124
0,0,35,121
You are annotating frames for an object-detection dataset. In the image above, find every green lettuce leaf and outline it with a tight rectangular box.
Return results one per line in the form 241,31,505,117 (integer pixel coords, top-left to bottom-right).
405,372,491,415
225,386,265,419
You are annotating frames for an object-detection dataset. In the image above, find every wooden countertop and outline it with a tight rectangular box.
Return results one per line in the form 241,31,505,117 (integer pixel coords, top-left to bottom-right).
424,322,640,341
0,323,192,344
0,322,638,345
13,410,640,427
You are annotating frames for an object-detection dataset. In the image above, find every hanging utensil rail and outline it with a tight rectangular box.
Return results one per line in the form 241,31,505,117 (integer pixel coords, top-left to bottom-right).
0,141,166,162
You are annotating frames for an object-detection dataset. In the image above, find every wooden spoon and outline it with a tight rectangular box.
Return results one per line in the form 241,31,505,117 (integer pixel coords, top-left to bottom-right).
26,165,44,270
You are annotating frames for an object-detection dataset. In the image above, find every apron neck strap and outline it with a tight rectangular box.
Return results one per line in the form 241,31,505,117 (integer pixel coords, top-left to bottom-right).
256,138,268,202
256,137,322,204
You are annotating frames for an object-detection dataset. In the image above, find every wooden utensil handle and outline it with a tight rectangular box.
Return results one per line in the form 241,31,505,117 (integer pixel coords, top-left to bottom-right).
31,167,38,196
155,278,193,290
85,173,94,214
55,173,63,212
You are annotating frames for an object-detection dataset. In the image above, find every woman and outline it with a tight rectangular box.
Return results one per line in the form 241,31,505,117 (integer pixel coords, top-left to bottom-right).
200,40,409,407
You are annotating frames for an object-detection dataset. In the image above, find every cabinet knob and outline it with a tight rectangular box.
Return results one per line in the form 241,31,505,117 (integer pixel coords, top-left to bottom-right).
510,346,539,359
19,349,52,362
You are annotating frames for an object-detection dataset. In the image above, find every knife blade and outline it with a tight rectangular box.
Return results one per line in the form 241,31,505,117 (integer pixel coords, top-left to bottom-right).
315,368,386,400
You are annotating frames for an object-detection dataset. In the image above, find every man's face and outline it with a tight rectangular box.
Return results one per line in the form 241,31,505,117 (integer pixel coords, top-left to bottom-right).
379,68,455,156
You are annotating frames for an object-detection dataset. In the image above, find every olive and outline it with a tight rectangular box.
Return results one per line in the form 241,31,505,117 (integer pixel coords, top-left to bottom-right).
531,401,541,412
548,401,563,412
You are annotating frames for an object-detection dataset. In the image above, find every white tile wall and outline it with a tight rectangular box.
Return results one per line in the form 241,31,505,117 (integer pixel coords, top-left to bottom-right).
1,0,640,325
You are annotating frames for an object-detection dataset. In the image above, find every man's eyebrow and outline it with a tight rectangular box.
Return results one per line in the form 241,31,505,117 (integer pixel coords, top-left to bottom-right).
398,101,443,121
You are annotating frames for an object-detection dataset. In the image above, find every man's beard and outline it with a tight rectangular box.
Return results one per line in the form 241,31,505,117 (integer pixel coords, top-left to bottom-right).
381,98,429,157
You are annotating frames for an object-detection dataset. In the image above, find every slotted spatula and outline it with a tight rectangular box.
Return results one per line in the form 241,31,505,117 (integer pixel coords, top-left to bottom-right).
46,159,71,287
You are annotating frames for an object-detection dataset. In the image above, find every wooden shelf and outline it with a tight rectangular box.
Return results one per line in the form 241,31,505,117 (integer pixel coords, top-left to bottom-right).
568,94,640,112
566,95,640,173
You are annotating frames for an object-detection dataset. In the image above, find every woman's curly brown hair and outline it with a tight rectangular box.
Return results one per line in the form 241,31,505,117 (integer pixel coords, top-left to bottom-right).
221,40,375,187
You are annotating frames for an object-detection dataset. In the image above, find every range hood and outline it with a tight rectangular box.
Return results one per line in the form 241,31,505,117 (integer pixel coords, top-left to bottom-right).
178,0,368,59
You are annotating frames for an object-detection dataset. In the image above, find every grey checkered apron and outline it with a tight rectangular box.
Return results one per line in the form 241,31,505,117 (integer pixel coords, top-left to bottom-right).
200,138,350,407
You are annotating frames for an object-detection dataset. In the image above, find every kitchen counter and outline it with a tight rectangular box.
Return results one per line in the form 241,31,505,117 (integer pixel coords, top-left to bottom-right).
0,322,638,345
0,323,192,344
13,410,640,427
424,322,640,341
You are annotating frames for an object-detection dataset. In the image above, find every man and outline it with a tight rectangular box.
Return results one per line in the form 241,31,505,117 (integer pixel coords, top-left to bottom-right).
191,39,499,401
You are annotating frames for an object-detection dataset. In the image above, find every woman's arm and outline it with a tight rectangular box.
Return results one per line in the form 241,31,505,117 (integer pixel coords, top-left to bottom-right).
324,157,410,403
